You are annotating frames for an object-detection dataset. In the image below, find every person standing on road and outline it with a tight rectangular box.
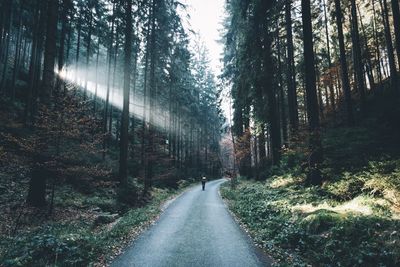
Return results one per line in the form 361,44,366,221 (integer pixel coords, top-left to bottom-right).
201,176,207,191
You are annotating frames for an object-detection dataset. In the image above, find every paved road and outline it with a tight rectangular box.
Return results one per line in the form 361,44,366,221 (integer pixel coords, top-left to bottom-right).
111,179,270,267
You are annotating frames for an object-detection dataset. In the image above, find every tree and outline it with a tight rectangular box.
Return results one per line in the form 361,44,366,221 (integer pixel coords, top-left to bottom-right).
380,0,398,90
301,0,322,185
334,0,355,125
27,0,59,207
323,0,335,111
391,0,400,72
351,0,366,113
119,0,133,186
285,0,299,134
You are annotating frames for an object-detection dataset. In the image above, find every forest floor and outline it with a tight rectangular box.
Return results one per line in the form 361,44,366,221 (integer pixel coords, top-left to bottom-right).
221,87,400,266
0,97,197,266
0,166,194,267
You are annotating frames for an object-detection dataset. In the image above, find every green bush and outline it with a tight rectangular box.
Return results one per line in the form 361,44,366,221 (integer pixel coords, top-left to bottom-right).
1,225,99,267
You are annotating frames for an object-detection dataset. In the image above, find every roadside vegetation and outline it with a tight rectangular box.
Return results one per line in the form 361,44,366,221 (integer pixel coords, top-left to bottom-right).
0,147,195,267
0,0,222,265
221,0,400,265
222,88,400,266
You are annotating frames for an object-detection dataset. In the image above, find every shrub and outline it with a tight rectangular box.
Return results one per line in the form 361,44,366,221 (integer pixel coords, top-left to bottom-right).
1,226,99,267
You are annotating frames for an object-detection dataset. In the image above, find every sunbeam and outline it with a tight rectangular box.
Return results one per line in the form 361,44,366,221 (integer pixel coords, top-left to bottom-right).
56,65,174,132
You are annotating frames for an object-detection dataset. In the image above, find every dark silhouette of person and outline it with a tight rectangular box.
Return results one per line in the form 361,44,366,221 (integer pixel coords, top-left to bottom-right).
201,176,207,191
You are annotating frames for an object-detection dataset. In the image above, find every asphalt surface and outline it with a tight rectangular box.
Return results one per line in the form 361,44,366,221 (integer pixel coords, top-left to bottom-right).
110,179,270,267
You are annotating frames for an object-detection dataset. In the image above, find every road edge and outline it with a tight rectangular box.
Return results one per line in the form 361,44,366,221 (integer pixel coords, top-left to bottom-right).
218,182,275,266
104,183,197,267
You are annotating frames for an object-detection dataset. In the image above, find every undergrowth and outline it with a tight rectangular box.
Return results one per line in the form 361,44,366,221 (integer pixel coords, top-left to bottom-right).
222,168,400,266
221,92,400,266
0,186,185,267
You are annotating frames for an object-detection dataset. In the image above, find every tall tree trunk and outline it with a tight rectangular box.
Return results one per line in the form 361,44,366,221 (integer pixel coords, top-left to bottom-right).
32,3,46,119
335,0,355,125
84,8,93,99
141,16,151,167
65,25,72,79
0,1,12,94
357,4,375,90
380,0,398,90
262,31,281,165
0,1,5,62
75,22,81,84
27,0,58,207
145,0,157,192
10,9,23,101
109,29,119,135
351,0,366,113
391,0,400,72
372,0,383,84
41,0,58,100
323,0,335,111
119,0,133,185
102,3,115,160
302,0,323,185
57,1,68,92
276,19,288,147
25,35,38,122
20,35,29,70
94,39,100,112
285,0,299,134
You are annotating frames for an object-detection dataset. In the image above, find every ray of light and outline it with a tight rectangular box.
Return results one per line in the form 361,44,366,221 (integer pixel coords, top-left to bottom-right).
56,66,174,133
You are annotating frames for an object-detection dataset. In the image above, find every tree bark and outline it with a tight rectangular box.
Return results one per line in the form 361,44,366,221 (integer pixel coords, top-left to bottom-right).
0,1,12,94
41,0,58,100
119,0,133,185
10,9,23,101
285,0,299,133
302,0,323,185
323,0,335,111
84,7,93,99
103,2,115,160
276,20,288,147
380,0,398,90
391,0,400,72
334,0,355,125
357,4,375,90
351,0,366,113
372,0,383,84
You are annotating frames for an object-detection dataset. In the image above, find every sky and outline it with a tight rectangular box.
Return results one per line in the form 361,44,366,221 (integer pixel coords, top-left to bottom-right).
183,0,226,74
182,0,230,119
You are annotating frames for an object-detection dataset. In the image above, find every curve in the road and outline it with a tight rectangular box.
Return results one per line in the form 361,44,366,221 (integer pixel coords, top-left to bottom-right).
110,179,271,267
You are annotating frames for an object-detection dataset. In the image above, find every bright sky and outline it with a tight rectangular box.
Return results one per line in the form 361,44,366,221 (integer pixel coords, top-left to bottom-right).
183,0,226,74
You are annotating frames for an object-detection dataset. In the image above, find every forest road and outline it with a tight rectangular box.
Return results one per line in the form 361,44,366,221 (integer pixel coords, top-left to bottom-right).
110,178,271,267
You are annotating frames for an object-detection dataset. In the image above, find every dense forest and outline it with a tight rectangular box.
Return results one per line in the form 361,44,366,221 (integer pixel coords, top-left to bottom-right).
223,0,400,182
1,0,400,266
0,0,223,265
221,0,400,265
